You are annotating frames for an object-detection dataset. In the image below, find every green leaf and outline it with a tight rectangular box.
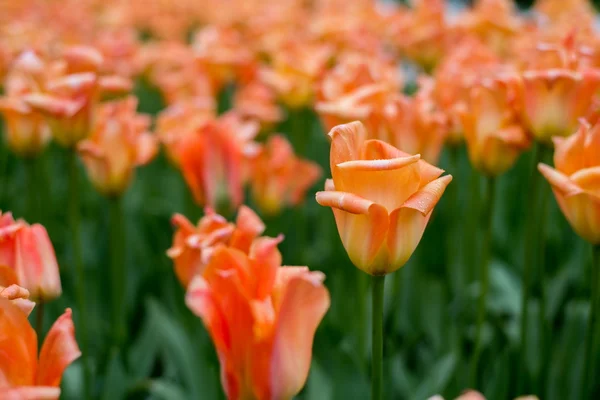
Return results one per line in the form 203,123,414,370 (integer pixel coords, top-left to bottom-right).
412,353,458,400
148,379,189,400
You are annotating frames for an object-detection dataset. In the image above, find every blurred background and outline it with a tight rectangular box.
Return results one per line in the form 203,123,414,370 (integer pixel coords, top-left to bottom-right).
0,0,599,399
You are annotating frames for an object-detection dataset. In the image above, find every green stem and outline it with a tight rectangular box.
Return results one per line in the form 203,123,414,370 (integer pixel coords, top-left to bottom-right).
67,150,91,399
445,146,461,294
469,176,497,388
465,169,481,285
109,196,125,347
25,157,38,222
372,275,385,400
518,144,551,394
35,300,44,340
584,245,600,397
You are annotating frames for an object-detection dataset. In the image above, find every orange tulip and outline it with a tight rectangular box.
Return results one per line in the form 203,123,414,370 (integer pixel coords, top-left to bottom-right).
538,119,600,244
0,98,50,157
251,135,322,216
316,121,452,275
0,284,35,316
155,97,216,165
519,69,600,143
0,295,80,400
0,212,61,301
77,96,157,197
167,205,265,288
185,239,330,400
178,111,260,210
233,80,282,132
460,76,530,176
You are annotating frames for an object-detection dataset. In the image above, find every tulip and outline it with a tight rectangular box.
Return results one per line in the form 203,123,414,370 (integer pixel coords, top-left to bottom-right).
233,80,283,131
178,111,260,211
316,121,452,276
0,295,81,400
77,96,157,197
0,212,61,302
0,98,50,157
538,120,600,244
185,239,330,400
519,69,600,143
251,135,321,216
0,284,35,316
167,205,265,288
460,77,530,176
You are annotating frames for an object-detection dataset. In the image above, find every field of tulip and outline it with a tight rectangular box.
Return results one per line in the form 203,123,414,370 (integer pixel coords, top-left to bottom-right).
1,0,600,399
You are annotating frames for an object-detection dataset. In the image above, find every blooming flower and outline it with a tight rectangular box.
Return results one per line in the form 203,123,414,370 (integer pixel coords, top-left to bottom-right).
167,206,265,288
316,121,452,275
185,237,330,399
538,119,600,244
77,96,157,197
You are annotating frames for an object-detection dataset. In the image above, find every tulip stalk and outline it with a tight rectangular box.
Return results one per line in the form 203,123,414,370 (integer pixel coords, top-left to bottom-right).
35,299,44,339
470,176,496,387
109,195,126,347
584,245,600,397
372,275,385,400
518,143,552,393
67,150,91,399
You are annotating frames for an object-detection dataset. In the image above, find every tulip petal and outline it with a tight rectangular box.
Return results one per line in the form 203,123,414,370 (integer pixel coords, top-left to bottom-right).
0,297,37,387
249,236,284,299
334,156,421,211
401,175,453,216
36,309,81,387
0,284,35,316
270,271,330,399
570,166,600,197
538,163,582,196
0,265,18,287
0,386,61,400
328,121,368,171
316,191,388,273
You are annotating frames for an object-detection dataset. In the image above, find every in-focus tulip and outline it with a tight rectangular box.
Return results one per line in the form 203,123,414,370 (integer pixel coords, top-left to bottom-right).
538,119,600,244
178,112,260,211
251,135,322,216
185,238,330,400
316,121,452,275
167,205,265,288
460,77,530,176
0,211,62,301
0,294,80,400
77,96,157,197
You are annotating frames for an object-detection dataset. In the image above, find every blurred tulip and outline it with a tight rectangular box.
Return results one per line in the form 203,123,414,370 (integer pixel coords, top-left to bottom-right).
0,211,61,301
0,98,50,157
251,135,321,216
0,301,80,400
538,119,600,244
0,284,35,316
77,96,157,197
460,76,530,176
178,111,260,211
233,80,282,132
316,121,452,275
156,97,216,164
186,239,330,400
167,205,265,288
519,69,600,143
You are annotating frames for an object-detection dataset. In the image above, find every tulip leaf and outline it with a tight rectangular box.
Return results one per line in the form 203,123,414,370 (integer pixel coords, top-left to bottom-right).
411,353,457,400
147,379,189,400
101,350,129,400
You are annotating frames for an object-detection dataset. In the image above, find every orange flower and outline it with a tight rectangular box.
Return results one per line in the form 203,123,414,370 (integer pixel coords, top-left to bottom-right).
178,112,260,211
0,296,80,400
185,239,330,400
77,96,157,197
538,120,600,244
0,98,50,157
519,69,600,142
23,46,132,148
316,122,452,275
0,212,62,302
0,284,35,316
167,206,265,288
155,97,216,165
460,76,530,176
251,135,322,216
233,80,282,132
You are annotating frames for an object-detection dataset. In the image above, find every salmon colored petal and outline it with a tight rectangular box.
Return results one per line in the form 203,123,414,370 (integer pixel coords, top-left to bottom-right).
36,309,81,387
316,191,389,274
553,190,600,245
328,121,368,171
538,163,583,196
0,387,61,400
0,284,35,316
249,236,284,300
324,179,335,191
0,297,37,387
360,139,404,160
135,133,158,166
570,167,600,197
230,206,265,253
334,157,421,212
401,175,454,215
270,272,330,399
553,120,588,174
0,265,18,287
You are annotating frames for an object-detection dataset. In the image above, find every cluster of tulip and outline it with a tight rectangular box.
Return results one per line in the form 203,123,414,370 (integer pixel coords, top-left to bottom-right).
0,0,600,399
